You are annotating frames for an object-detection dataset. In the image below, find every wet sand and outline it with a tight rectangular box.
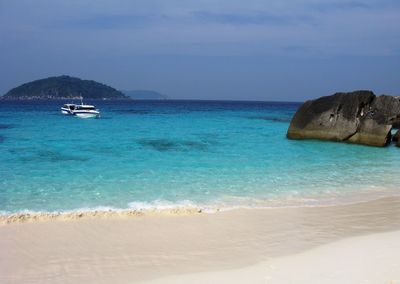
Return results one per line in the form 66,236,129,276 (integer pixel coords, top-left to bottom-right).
1,197,400,283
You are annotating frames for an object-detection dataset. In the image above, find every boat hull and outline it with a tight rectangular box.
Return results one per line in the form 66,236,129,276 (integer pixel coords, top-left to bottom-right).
61,109,72,115
74,112,100,119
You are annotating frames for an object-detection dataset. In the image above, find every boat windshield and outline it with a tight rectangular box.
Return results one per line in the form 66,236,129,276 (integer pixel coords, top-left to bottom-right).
63,104,75,110
76,106,96,110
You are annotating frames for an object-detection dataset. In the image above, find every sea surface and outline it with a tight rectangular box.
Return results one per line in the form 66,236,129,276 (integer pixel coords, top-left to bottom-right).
0,100,399,214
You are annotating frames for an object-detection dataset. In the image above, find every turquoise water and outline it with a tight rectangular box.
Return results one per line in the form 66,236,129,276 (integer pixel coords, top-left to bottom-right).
0,100,399,214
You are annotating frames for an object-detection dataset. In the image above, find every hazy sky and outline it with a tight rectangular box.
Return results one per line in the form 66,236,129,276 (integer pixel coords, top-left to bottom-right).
0,0,399,101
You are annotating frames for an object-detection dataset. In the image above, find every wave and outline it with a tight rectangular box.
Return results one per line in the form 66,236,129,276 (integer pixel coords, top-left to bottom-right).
0,204,203,225
1,187,399,225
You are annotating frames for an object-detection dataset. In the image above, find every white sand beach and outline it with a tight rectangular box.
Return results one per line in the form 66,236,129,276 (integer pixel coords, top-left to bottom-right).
147,230,400,284
1,197,400,284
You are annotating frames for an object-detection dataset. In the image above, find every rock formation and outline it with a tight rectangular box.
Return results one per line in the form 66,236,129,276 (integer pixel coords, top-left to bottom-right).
287,91,400,147
392,130,400,142
391,129,400,148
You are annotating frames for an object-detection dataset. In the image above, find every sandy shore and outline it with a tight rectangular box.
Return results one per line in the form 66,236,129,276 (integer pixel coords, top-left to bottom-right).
147,230,400,284
1,197,400,284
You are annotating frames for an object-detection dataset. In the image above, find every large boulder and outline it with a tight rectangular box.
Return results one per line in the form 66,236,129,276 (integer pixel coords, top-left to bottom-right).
370,95,400,125
392,130,400,147
287,91,400,147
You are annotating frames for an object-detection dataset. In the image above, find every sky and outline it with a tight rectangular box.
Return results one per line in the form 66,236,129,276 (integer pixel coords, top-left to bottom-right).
0,0,399,101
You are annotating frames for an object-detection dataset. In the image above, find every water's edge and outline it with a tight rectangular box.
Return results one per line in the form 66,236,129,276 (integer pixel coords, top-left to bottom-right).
2,188,399,224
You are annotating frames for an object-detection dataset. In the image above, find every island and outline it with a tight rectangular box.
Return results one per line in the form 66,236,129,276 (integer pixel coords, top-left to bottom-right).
1,75,129,100
121,90,168,100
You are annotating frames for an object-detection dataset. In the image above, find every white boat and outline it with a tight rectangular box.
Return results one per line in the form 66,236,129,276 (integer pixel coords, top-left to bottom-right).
61,101,100,118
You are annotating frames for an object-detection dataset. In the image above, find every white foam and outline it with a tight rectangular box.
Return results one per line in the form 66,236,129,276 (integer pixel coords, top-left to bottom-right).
128,199,199,210
2,185,399,218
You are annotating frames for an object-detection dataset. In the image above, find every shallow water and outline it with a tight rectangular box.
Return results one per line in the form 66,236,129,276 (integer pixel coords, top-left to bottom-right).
0,100,399,214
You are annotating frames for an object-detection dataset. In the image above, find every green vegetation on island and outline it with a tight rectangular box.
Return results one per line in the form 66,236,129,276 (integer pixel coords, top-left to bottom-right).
2,75,129,100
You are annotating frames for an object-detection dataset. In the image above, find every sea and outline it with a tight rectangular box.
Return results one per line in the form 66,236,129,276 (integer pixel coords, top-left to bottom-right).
0,100,399,215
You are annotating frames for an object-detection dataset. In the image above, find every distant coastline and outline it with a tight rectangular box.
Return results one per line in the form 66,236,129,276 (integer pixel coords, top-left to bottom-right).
121,90,168,100
0,96,132,101
1,75,128,100
1,75,171,101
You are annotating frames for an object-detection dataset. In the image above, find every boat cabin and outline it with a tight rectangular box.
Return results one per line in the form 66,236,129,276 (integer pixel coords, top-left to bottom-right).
63,104,76,110
76,105,97,111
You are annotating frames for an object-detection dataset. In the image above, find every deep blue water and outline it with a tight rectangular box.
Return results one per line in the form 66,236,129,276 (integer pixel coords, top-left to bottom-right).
0,100,399,214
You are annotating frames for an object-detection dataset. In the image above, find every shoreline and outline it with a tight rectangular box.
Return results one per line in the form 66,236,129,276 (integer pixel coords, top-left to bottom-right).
1,196,400,283
1,188,399,225
0,206,204,224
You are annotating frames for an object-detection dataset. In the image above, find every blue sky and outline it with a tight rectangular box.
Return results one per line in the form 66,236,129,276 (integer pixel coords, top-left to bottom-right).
0,0,399,101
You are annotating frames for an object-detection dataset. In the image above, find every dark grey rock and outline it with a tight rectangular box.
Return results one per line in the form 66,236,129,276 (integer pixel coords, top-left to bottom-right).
370,95,400,125
287,91,399,147
393,130,400,142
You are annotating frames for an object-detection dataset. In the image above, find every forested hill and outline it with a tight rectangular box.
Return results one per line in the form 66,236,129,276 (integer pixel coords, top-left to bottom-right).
2,75,129,100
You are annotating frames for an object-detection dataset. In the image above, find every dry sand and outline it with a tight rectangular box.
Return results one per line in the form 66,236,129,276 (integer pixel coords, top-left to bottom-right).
1,197,400,284
147,230,400,284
